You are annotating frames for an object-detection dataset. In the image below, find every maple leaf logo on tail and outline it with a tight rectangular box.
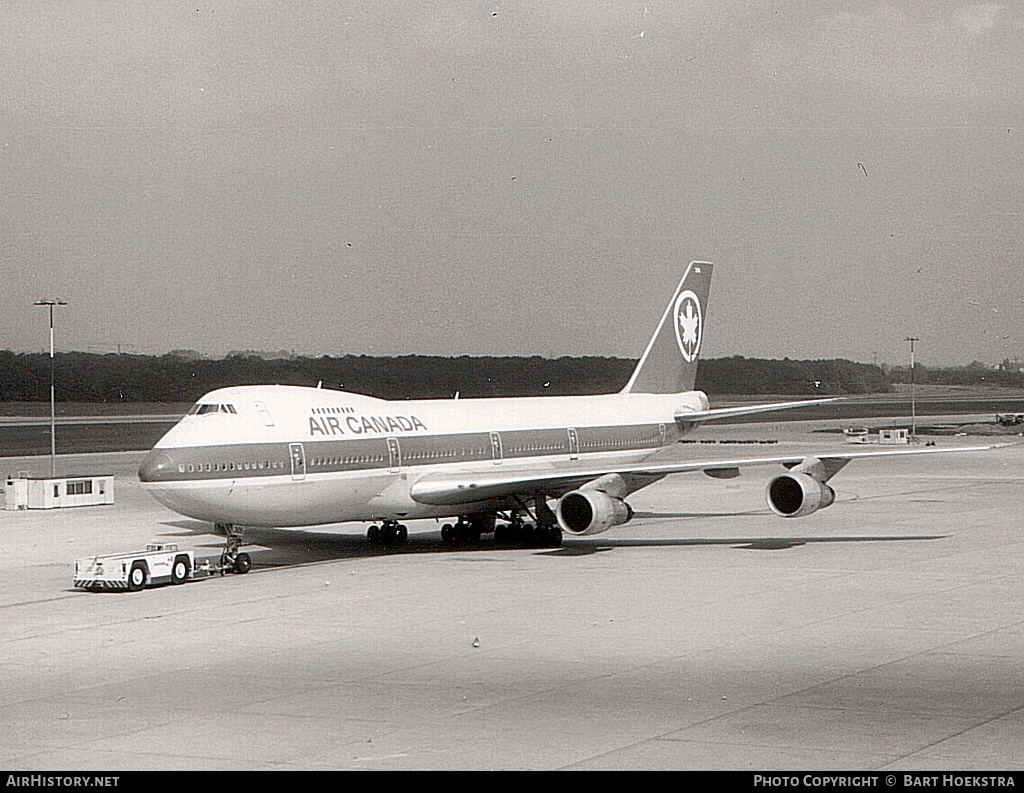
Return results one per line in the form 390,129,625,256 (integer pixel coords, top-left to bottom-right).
620,261,712,395
673,290,702,362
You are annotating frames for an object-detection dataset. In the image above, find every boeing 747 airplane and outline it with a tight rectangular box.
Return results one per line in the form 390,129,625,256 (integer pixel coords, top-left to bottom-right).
139,262,985,569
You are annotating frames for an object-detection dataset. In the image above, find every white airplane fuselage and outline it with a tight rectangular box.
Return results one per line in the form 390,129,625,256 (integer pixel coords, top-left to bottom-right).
137,262,988,539
139,384,709,528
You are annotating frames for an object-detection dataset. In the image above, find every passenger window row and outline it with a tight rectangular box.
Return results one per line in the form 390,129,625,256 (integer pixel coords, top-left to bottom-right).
179,459,284,473
309,454,384,466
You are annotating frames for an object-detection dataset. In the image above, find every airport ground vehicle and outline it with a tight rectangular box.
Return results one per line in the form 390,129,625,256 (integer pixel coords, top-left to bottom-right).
74,541,250,592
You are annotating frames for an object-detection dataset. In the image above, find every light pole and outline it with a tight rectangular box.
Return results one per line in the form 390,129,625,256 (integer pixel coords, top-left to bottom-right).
904,335,919,439
34,299,66,478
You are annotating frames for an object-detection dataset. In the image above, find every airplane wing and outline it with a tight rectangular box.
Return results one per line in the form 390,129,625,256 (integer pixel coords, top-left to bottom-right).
409,443,1001,507
673,397,842,427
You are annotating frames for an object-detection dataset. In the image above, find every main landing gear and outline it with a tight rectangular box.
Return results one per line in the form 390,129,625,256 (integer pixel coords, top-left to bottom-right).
497,499,563,548
367,520,409,547
439,513,493,544
439,510,563,548
493,515,563,548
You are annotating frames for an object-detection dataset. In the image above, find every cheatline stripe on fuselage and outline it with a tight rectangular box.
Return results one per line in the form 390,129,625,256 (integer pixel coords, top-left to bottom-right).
148,422,674,483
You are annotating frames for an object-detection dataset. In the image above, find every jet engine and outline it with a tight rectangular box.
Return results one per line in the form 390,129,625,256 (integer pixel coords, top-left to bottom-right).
555,488,634,535
766,472,836,518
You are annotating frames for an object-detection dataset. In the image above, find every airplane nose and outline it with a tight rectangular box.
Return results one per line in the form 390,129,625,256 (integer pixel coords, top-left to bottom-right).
138,450,175,483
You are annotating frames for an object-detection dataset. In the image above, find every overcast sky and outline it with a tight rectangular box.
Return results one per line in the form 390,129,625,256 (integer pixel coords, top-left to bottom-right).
2,2,1022,366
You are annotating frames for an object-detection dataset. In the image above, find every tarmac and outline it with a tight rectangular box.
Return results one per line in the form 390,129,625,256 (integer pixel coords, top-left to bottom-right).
1,416,1023,770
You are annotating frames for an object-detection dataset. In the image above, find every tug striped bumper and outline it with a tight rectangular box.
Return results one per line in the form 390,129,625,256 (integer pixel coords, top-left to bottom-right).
74,579,129,591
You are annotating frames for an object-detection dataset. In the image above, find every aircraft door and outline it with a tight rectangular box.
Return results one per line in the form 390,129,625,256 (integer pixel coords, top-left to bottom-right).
567,427,579,460
254,400,275,427
289,443,306,481
489,432,503,465
387,437,401,473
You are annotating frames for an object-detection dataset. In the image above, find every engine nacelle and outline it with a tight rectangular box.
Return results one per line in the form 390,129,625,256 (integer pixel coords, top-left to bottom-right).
555,489,634,536
766,472,836,518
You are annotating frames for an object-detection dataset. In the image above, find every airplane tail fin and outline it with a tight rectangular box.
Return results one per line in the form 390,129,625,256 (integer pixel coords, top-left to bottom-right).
620,261,713,395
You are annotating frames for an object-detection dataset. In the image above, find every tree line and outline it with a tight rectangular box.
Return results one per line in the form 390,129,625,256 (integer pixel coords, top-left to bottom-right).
2,349,1014,404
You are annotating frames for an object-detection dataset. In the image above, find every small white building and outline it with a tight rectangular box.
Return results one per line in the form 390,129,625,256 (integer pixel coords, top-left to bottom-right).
878,428,910,445
4,475,114,510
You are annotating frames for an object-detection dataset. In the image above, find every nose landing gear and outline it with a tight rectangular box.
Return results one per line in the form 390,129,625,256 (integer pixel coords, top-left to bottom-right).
211,524,251,575
220,525,251,574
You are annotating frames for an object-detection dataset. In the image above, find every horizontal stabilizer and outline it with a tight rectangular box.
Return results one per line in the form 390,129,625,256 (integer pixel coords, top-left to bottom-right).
674,397,843,427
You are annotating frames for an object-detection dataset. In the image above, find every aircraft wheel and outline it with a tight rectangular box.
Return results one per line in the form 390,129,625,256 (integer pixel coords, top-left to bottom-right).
380,524,397,545
233,552,252,574
128,562,147,592
396,524,408,544
519,523,535,547
171,556,190,585
367,525,381,544
440,524,454,543
546,527,563,547
493,524,510,545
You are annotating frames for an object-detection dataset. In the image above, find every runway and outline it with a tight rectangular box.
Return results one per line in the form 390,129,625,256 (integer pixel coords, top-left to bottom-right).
1,418,1023,770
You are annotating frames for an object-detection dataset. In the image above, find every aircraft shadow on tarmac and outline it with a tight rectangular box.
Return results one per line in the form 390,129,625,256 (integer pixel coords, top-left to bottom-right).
157,518,947,567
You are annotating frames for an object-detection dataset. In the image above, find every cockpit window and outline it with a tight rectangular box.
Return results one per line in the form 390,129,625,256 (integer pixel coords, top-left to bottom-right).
188,403,237,416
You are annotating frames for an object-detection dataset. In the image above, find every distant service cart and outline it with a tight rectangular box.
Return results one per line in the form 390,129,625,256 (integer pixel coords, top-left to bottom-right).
74,541,250,592
842,427,870,443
